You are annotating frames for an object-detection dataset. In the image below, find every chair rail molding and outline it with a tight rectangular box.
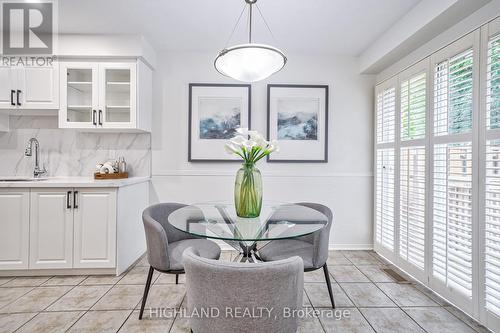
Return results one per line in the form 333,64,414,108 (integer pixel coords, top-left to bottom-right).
152,170,373,178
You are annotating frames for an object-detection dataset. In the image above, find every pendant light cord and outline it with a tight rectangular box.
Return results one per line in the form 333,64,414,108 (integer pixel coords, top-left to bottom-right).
223,0,278,48
255,3,278,44
223,3,247,49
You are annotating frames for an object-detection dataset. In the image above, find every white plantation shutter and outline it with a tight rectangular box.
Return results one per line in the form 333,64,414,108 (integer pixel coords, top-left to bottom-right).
485,140,500,315
434,49,474,136
375,82,396,253
376,149,395,250
431,42,475,300
433,143,473,297
377,87,396,144
401,73,426,141
485,34,500,317
400,147,426,269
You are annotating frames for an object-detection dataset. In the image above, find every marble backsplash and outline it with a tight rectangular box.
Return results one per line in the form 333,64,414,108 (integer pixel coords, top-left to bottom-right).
0,116,151,177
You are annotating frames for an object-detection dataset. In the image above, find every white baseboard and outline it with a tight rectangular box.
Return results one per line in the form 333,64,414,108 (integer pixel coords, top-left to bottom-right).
215,241,373,251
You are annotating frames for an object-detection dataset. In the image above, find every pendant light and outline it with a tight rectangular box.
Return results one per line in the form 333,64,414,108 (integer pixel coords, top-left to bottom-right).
214,0,286,82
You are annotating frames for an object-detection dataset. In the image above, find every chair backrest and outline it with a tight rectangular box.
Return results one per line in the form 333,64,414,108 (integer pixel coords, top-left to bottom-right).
296,202,333,269
142,202,191,271
183,248,304,333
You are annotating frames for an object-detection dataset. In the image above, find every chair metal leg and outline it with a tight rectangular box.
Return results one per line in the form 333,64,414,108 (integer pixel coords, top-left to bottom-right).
175,274,179,284
139,266,155,319
322,263,335,308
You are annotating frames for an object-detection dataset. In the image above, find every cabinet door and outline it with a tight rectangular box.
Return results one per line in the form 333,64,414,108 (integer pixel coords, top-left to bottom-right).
18,64,59,109
30,189,74,269
59,62,99,129
73,188,116,268
0,189,29,269
99,63,136,129
0,66,17,109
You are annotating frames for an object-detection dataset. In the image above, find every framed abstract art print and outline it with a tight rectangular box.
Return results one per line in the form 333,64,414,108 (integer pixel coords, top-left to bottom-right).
188,83,251,161
267,84,329,162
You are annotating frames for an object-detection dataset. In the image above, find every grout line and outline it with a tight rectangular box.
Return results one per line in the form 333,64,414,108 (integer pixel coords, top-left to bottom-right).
399,307,429,332
363,277,429,332
12,281,82,333
115,309,134,333
336,255,430,333
64,270,133,332
0,286,36,312
168,294,186,333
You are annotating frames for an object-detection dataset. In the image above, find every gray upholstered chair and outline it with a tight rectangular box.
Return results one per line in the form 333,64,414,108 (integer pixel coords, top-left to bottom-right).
258,202,335,308
139,203,221,319
183,247,304,333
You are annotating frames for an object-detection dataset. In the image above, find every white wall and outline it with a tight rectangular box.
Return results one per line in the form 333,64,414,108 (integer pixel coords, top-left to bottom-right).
150,51,376,249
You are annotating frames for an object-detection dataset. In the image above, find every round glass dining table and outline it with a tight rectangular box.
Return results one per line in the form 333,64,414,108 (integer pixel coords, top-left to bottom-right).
168,201,328,262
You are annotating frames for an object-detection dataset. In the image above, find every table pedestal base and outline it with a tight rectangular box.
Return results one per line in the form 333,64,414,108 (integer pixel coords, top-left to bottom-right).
226,241,265,263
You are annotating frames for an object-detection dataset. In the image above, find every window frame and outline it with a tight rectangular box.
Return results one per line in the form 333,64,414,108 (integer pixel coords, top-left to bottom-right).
479,17,500,331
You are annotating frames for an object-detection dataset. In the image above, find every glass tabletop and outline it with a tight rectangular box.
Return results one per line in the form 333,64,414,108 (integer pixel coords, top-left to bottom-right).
168,201,328,242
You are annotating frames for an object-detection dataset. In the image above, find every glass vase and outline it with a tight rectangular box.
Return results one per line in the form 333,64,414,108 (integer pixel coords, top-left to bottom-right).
234,163,263,218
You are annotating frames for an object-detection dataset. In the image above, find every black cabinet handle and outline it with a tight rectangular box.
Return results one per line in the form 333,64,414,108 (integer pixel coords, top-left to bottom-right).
67,191,72,209
73,191,78,209
98,109,103,125
92,110,97,125
16,90,21,106
10,90,15,106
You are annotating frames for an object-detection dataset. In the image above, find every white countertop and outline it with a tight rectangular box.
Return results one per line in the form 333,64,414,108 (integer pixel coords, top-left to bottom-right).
0,176,150,188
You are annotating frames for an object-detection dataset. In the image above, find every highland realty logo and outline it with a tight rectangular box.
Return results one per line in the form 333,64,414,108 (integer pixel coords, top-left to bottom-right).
1,0,56,66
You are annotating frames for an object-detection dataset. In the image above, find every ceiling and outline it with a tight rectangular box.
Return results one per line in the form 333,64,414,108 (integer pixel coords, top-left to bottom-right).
58,0,421,56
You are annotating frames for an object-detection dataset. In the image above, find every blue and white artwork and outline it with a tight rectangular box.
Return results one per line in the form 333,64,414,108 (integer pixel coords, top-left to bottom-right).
199,97,241,139
277,98,319,140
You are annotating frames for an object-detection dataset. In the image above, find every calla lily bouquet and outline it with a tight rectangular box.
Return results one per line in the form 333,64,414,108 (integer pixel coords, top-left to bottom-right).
225,128,279,164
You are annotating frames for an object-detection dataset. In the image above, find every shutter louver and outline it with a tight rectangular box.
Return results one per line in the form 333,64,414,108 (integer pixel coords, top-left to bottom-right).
376,149,395,251
485,34,500,317
401,73,426,141
400,147,426,269
486,35,500,130
434,49,474,136
433,143,473,297
377,87,396,144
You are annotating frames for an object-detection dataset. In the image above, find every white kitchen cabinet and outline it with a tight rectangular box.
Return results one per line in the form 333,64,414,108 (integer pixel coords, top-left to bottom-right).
0,65,59,111
19,66,60,109
0,180,148,275
0,189,30,269
30,189,74,269
73,188,116,268
0,66,16,108
59,62,99,129
59,60,151,132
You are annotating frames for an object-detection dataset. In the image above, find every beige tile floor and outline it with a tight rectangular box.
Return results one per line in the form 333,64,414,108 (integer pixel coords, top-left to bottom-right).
0,251,491,333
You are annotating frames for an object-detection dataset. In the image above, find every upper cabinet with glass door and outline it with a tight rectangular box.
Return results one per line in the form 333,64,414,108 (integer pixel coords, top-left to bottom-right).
59,59,152,132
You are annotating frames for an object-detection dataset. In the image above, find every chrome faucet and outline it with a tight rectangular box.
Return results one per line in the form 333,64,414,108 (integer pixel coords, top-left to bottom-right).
25,138,47,178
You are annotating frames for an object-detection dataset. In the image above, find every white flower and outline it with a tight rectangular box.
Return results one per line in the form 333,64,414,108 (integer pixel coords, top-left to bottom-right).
224,143,239,154
249,131,267,148
268,140,280,153
226,129,278,162
230,135,246,147
244,139,258,150
236,128,249,136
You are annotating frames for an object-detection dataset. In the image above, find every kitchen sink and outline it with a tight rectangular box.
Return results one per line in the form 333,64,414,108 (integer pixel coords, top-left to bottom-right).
0,177,48,182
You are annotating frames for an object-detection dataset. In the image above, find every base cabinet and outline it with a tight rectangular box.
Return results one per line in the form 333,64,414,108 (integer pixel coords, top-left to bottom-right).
30,189,74,269
73,189,116,268
0,182,147,275
0,189,29,269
